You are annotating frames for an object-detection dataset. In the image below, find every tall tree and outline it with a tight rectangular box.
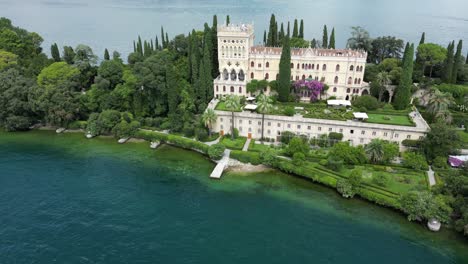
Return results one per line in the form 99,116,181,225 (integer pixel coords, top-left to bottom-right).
256,94,274,142
202,24,214,103
417,43,447,78
278,35,291,102
104,48,110,60
226,15,230,25
376,71,391,101
393,43,414,110
155,36,160,50
452,40,463,83
443,41,455,83
190,29,201,85
346,26,372,52
267,14,277,46
287,21,290,37
322,25,328,48
279,23,285,44
224,95,240,139
201,108,217,136
311,39,317,48
292,19,298,38
263,30,267,45
212,15,219,78
50,43,61,62
329,28,336,49
299,19,304,39
165,32,169,48
62,46,75,64
369,36,404,64
419,32,425,45
161,27,165,49
137,36,143,54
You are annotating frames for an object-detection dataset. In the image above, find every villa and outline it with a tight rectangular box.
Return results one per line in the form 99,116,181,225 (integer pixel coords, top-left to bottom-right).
209,23,430,148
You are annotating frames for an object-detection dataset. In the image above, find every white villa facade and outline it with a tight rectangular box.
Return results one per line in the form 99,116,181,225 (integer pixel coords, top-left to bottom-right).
213,24,368,100
209,24,430,148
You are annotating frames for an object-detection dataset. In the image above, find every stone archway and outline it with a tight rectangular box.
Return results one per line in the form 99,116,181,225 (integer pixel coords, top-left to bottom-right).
361,89,369,96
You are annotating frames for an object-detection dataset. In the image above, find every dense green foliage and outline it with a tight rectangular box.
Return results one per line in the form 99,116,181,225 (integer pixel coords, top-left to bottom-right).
278,35,291,102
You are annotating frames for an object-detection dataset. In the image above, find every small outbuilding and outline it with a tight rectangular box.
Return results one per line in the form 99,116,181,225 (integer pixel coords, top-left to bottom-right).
327,100,352,107
353,112,369,121
244,104,258,111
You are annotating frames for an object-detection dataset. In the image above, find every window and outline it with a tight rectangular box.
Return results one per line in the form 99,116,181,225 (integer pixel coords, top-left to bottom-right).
322,64,327,71
383,132,388,137
361,130,365,135
308,126,311,130
302,75,306,80
239,127,243,132
249,120,252,125
266,62,270,68
297,125,301,129
297,63,300,69
318,127,322,131
216,85,219,92
372,131,376,136
230,86,234,92
348,77,352,85
265,73,269,80
258,121,261,125
239,120,242,124
290,63,294,69
258,129,261,134
333,87,337,92
220,118,223,122
354,78,358,84
394,133,399,138
350,65,354,71
248,128,252,132
358,78,361,84
268,122,271,126
329,128,332,132
336,64,340,72
223,86,226,92
339,129,343,133
221,125,224,129
250,61,254,67
277,123,281,127
407,135,411,139
239,87,242,93
287,124,291,128
258,63,262,68
334,76,339,84
312,64,315,70
251,72,254,79
360,138,364,143
350,130,354,134
267,130,271,134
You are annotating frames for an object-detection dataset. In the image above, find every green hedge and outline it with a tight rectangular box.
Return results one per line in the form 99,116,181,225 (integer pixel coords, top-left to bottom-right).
230,150,262,165
135,130,209,154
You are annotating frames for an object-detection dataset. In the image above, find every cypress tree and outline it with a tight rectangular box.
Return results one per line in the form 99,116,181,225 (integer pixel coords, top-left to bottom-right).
187,32,193,82
190,29,201,85
393,43,414,110
311,39,317,48
51,43,61,62
165,32,169,48
263,30,267,45
133,41,136,53
212,15,219,79
287,21,290,37
292,19,298,38
466,51,468,64
63,46,75,64
267,14,276,46
226,15,230,25
299,19,304,39
104,48,110,60
279,23,285,44
137,36,143,54
155,36,160,50
143,41,151,57
161,27,165,48
329,28,335,49
452,40,463,83
419,32,425,45
322,25,328,48
202,25,214,102
443,41,454,83
278,35,291,102
150,40,154,51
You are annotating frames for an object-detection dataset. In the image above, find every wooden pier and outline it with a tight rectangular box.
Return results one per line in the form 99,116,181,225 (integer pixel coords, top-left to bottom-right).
210,149,231,179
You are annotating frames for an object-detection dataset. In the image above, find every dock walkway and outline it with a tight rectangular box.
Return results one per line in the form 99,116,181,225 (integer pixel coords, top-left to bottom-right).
210,149,231,179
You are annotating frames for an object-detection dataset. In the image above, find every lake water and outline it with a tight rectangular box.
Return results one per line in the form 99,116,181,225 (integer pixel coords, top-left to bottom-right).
0,131,467,263
0,0,467,58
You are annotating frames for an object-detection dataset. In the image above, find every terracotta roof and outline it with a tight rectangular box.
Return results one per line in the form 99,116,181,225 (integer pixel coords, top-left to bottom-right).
249,46,367,58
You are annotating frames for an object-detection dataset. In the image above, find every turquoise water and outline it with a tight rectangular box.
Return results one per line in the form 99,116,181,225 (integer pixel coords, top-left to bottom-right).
0,0,467,57
0,131,467,263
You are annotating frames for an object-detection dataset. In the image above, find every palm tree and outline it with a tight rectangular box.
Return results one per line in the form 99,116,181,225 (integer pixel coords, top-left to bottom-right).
435,109,453,125
365,139,385,164
256,94,274,142
376,71,391,101
427,89,454,117
201,108,217,137
224,95,241,139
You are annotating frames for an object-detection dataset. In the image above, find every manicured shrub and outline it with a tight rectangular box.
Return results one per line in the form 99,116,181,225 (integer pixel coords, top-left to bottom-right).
432,156,449,169
373,174,390,187
208,144,226,160
230,150,262,165
402,139,422,148
283,106,295,116
195,128,208,142
329,142,367,165
260,148,277,166
402,152,428,170
286,137,309,156
292,152,306,166
328,132,343,141
337,179,355,198
280,131,296,144
349,169,363,188
353,95,381,111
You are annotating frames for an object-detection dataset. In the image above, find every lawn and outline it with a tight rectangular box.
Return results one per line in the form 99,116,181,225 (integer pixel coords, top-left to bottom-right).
365,113,414,126
220,136,247,150
457,130,468,148
215,101,242,112
248,140,276,152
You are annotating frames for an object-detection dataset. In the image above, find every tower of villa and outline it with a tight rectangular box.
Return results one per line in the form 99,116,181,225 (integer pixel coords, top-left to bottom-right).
213,23,368,101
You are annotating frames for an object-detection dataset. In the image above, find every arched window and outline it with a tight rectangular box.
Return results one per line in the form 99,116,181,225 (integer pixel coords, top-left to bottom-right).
296,76,299,80
297,63,300,69
350,65,354,71
334,76,339,84
230,86,234,93
346,88,351,93
239,87,242,93
216,85,219,92
250,72,254,79
308,63,312,69
265,73,269,80
321,77,325,82
266,62,270,68
302,63,305,69
336,64,340,72
348,77,352,85
290,63,294,69
312,64,315,70
251,61,254,67
322,64,327,71
223,86,226,92
230,69,237,81
308,75,312,79
333,87,337,92
302,75,306,80
223,69,229,80
360,66,363,72
238,70,245,81
354,78,358,84
358,78,361,84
